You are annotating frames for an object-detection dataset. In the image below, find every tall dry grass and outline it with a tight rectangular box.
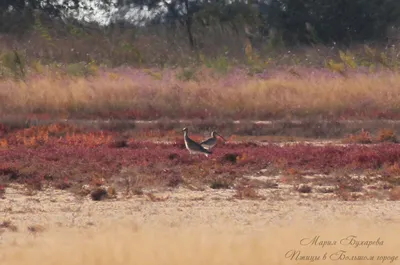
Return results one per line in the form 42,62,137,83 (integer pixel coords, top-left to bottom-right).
1,220,399,264
1,67,400,120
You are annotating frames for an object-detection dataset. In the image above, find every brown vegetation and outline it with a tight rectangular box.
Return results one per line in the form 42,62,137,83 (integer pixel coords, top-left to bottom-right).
2,67,400,121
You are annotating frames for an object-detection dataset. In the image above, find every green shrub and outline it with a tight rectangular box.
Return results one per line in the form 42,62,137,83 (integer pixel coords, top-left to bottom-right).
0,50,26,80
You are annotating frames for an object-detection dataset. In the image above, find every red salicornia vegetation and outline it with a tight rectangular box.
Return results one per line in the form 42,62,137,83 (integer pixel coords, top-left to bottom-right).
344,128,398,144
1,123,400,195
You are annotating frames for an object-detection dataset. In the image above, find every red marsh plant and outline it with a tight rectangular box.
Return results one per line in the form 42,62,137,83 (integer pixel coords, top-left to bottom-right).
2,135,400,193
343,129,373,144
344,128,398,144
3,125,116,148
376,128,397,143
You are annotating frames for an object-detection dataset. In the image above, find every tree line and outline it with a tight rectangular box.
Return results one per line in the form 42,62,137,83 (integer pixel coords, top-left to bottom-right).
1,0,400,49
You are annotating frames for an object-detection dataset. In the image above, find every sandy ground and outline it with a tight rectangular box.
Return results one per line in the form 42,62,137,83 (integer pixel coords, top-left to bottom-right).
1,217,399,265
1,180,400,247
1,179,400,265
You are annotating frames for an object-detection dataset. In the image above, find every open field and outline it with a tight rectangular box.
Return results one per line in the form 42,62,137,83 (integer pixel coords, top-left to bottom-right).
1,184,400,264
1,122,400,264
2,65,400,264
2,3,400,264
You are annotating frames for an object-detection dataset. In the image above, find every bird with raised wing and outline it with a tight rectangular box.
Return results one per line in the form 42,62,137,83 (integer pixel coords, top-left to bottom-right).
200,131,227,151
182,127,212,157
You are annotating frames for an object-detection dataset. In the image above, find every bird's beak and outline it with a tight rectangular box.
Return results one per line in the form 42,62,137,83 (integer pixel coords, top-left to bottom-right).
217,133,227,142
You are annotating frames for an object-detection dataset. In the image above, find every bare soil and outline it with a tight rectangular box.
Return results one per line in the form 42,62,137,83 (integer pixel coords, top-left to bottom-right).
1,177,399,247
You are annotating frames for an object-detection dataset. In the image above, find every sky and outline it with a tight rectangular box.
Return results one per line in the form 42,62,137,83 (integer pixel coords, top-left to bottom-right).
71,0,165,25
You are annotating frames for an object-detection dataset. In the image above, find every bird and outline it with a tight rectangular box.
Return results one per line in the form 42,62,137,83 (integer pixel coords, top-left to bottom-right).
200,131,227,151
182,127,212,157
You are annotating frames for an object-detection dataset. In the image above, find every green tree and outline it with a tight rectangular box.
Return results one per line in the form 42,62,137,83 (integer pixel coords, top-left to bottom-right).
260,0,400,45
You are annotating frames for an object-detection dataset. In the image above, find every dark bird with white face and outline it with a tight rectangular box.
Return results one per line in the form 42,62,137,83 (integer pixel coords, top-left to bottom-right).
182,127,212,157
200,131,227,151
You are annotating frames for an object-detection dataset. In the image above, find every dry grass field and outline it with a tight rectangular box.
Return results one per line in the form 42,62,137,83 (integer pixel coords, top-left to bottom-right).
2,66,400,120
1,65,400,264
1,220,400,265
